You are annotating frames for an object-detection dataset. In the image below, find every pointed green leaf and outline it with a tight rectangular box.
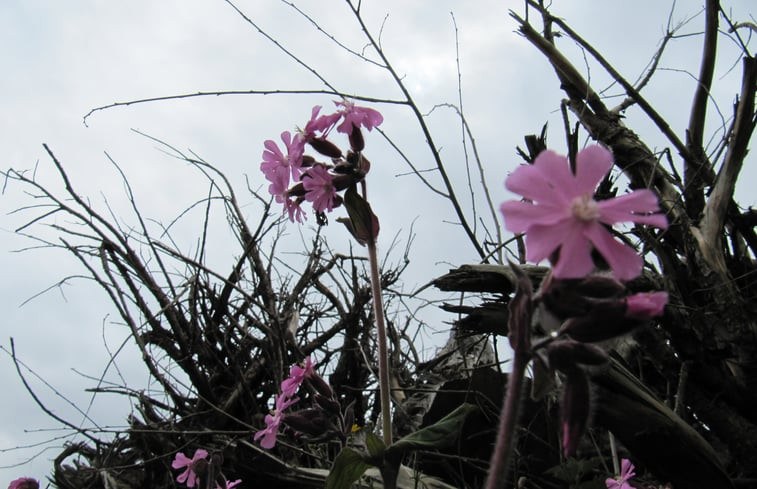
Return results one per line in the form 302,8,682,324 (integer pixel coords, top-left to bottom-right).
325,447,372,489
364,430,386,459
386,403,477,456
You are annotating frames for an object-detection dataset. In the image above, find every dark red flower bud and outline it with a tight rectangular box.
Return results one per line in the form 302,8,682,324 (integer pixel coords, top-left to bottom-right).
308,137,343,158
547,339,609,374
561,370,591,456
349,123,365,152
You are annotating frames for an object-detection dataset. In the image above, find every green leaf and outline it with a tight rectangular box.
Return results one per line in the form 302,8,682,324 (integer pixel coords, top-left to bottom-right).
343,184,379,245
364,430,386,459
325,447,372,489
387,403,477,456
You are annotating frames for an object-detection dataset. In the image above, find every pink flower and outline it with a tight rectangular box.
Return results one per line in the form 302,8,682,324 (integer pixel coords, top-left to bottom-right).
8,478,39,489
261,131,305,191
254,394,298,449
281,357,315,397
626,291,667,318
302,166,337,213
334,100,383,134
606,458,636,489
500,146,668,281
172,448,209,488
216,479,243,489
281,196,306,223
301,105,341,140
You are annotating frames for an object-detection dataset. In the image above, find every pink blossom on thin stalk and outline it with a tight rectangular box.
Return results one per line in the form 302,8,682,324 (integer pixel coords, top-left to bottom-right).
606,458,636,489
281,357,315,397
260,131,305,190
500,145,668,281
216,479,243,489
172,448,209,488
254,394,298,449
334,99,384,133
7,478,39,489
302,165,337,213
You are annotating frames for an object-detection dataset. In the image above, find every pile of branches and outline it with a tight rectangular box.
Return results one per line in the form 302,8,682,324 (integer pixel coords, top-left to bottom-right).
8,144,418,489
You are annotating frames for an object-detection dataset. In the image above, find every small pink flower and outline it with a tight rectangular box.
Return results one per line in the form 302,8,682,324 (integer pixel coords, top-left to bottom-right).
334,100,383,134
281,357,315,397
281,196,306,223
254,394,298,449
261,131,305,190
216,479,243,489
302,166,337,213
8,478,39,489
626,291,667,318
500,145,668,281
606,458,636,489
172,448,209,488
301,105,341,140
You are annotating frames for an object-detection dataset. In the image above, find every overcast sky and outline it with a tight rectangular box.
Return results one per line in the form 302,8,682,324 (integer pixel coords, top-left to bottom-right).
1,0,753,484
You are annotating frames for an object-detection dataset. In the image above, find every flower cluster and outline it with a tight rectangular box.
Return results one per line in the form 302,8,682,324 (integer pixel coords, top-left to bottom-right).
254,357,315,448
500,145,668,281
260,100,383,223
171,448,242,489
255,357,356,449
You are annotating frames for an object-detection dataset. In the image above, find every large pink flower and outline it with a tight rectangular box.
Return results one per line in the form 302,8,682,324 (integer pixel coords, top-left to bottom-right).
500,146,668,281
334,100,383,134
172,448,209,488
260,131,305,192
606,458,636,489
302,165,337,213
280,357,315,398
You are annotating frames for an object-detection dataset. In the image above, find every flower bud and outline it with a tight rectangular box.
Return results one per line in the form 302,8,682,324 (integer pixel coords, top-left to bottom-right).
546,339,609,374
508,262,533,353
348,123,365,152
308,373,335,399
283,408,338,439
561,370,591,456
559,297,640,342
308,137,343,159
625,291,667,319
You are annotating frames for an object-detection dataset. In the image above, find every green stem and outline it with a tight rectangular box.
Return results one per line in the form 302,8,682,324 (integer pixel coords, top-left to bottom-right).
484,349,530,489
367,236,392,445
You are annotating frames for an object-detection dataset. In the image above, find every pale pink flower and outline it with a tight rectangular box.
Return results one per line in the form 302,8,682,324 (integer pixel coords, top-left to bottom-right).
500,145,668,281
260,131,305,190
302,166,337,213
334,100,383,134
606,458,636,489
281,357,315,397
626,291,667,318
254,394,298,449
172,448,209,488
216,479,243,489
8,478,39,489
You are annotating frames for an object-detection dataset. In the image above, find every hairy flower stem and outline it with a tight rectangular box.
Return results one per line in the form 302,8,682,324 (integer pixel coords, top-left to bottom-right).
484,350,530,489
367,236,393,445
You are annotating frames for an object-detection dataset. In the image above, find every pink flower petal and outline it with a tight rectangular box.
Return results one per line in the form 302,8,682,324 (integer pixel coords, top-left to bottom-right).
552,224,596,279
524,220,574,263
574,145,613,194
499,200,567,233
584,224,642,281
598,189,668,228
